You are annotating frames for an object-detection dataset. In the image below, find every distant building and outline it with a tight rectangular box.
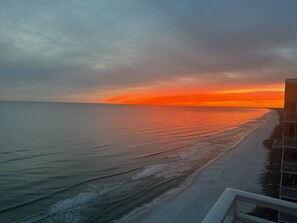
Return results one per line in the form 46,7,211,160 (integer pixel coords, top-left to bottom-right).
279,79,297,223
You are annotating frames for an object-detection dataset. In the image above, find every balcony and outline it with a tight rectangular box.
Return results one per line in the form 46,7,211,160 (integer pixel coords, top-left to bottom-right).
284,137,297,149
202,188,297,223
281,186,297,201
284,112,297,122
282,162,297,174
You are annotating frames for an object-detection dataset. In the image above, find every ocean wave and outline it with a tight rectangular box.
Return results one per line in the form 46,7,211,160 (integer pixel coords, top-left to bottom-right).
3,152,56,163
131,162,196,181
0,168,140,217
131,164,169,180
135,144,189,158
13,183,122,223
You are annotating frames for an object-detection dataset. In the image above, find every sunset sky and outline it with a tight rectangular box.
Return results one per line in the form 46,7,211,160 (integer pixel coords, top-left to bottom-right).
1,0,297,107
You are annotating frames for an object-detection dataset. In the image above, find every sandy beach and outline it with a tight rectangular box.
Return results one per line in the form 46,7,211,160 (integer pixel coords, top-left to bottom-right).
128,110,279,223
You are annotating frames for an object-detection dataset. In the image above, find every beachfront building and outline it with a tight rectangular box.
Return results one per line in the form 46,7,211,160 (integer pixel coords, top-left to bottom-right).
279,79,297,223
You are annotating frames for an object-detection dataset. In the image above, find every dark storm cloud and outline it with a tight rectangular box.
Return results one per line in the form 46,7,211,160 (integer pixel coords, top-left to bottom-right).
0,0,297,100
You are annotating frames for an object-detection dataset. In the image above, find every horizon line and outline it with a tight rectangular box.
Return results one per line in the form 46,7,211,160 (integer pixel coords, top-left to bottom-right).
0,100,283,109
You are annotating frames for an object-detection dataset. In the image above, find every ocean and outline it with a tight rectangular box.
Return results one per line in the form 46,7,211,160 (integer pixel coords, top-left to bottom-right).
0,102,270,223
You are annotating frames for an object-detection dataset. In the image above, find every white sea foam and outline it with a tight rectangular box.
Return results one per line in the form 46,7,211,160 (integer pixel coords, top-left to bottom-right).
115,165,198,223
131,164,169,180
48,192,96,215
131,162,195,181
47,183,122,219
16,183,121,223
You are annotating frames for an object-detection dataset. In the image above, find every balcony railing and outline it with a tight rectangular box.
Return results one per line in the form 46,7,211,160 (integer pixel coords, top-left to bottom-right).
202,188,297,223
284,111,297,122
282,162,297,174
284,137,297,148
281,186,297,201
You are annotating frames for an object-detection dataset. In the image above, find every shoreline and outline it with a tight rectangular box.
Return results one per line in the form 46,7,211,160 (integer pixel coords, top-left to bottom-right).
251,109,282,221
126,110,279,223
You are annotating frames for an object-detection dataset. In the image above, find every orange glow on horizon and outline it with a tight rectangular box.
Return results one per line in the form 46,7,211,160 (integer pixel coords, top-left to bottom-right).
102,85,284,108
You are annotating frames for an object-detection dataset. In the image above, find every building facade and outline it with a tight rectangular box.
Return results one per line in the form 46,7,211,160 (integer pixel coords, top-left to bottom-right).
280,79,297,223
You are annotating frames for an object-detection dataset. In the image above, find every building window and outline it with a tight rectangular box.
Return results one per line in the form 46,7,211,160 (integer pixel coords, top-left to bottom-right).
288,124,296,137
289,102,297,112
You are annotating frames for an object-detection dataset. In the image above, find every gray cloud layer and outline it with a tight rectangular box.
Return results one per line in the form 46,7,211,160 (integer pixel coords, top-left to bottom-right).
1,0,297,101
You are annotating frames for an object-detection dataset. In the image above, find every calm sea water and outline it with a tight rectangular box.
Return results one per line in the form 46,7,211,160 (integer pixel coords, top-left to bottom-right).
0,102,270,223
